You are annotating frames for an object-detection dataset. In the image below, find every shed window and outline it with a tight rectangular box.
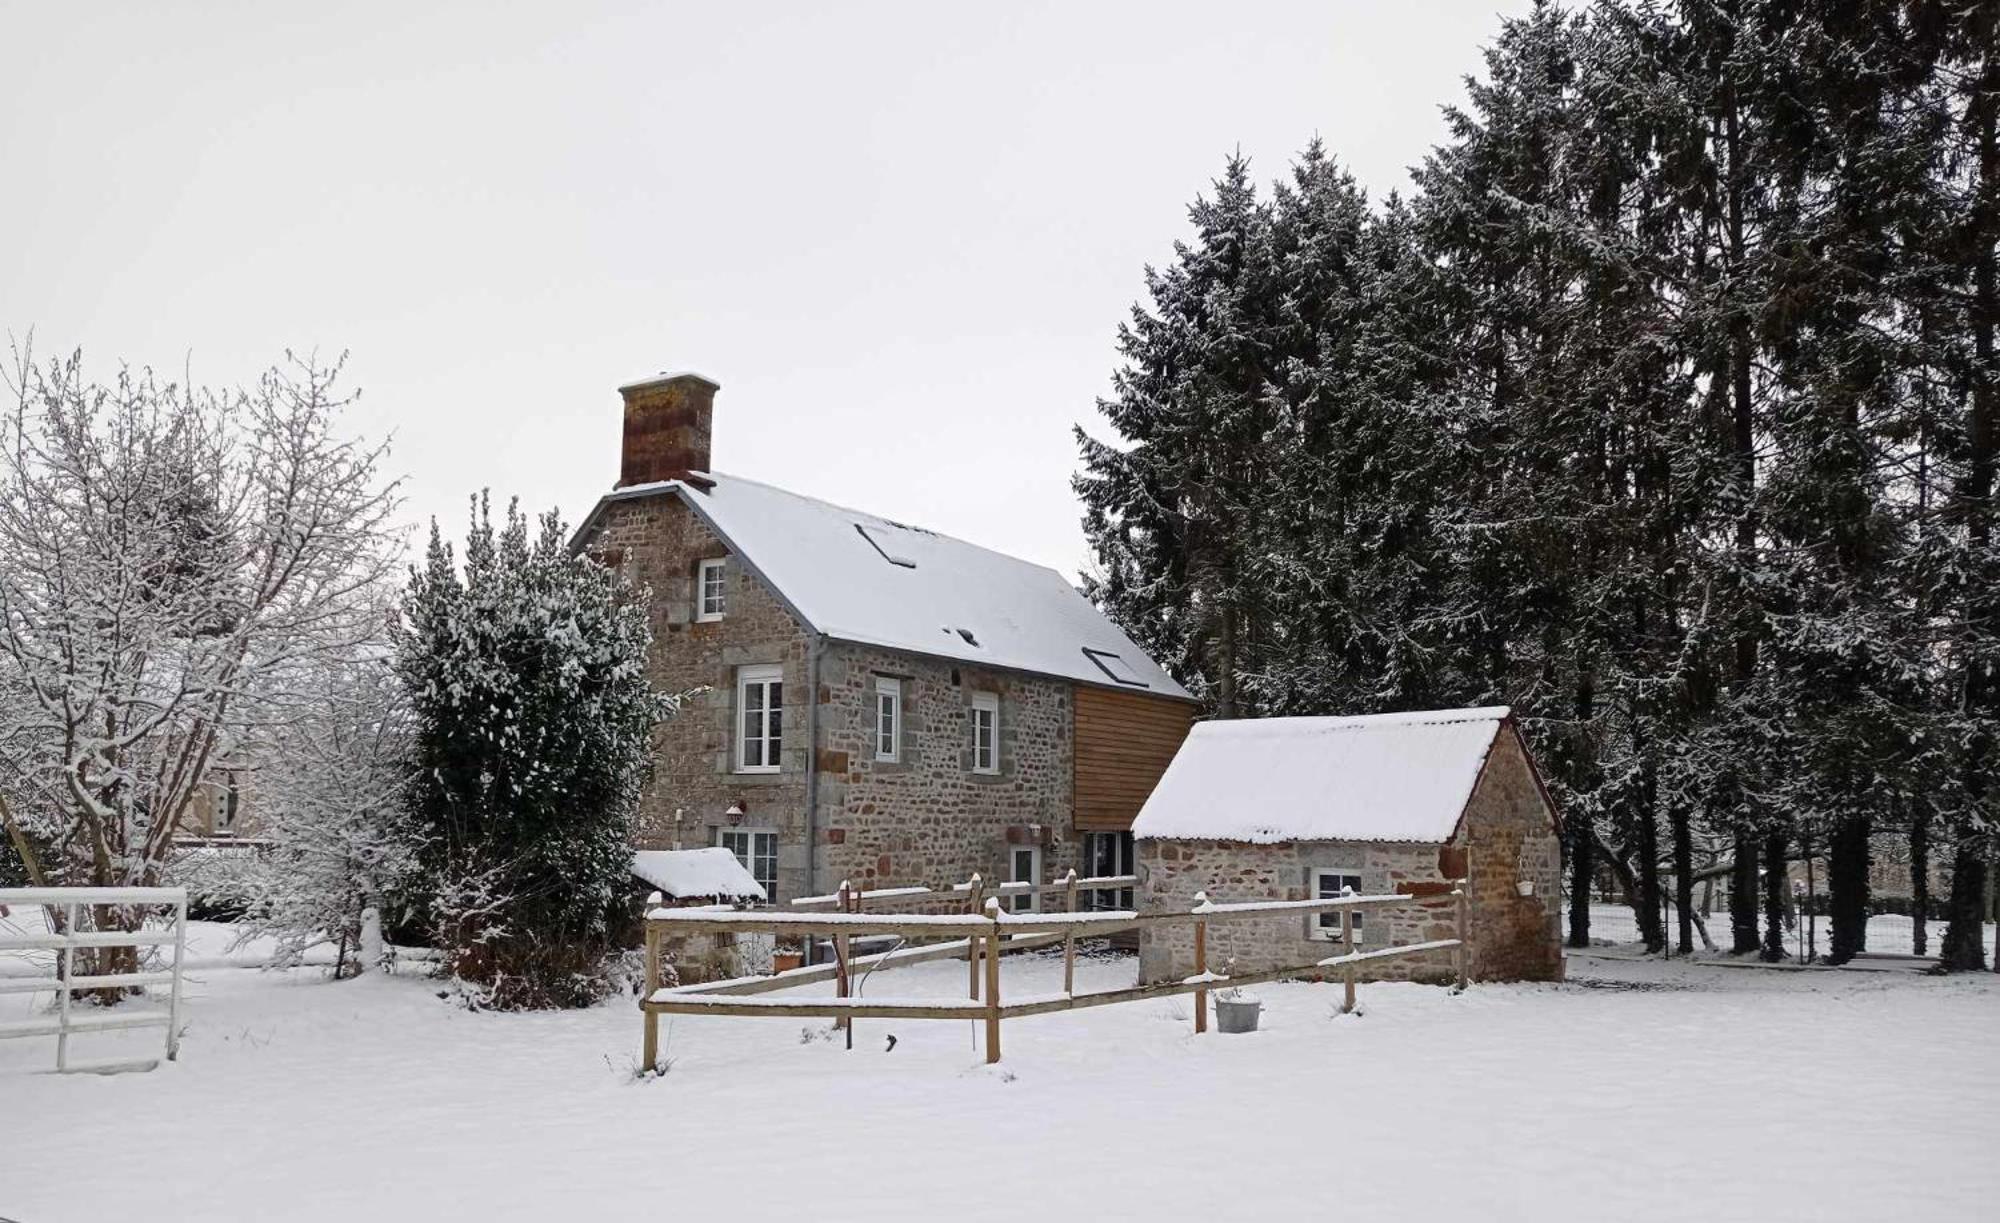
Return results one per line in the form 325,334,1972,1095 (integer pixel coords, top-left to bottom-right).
874,677,901,763
696,559,727,621
736,665,783,773
1313,869,1364,943
971,692,999,774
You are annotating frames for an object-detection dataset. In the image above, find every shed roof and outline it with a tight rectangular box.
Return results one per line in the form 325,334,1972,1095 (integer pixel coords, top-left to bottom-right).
631,847,766,901
1131,707,1514,844
577,473,1190,698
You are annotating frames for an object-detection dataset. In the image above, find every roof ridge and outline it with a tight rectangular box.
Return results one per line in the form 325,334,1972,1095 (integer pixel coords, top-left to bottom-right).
1195,706,1511,734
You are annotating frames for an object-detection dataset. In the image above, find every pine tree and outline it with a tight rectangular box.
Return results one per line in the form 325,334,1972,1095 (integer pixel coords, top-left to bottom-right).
396,497,679,1008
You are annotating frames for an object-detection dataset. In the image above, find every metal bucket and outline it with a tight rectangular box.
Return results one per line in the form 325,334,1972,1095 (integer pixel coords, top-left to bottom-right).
1214,996,1262,1033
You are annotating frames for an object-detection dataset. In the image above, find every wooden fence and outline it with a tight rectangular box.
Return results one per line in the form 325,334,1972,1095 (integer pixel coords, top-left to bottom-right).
0,886,189,1074
639,874,1466,1067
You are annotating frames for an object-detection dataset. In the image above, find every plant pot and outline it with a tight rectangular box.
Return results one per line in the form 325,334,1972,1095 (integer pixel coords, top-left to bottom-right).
772,951,803,973
1515,880,1535,897
1214,996,1262,1034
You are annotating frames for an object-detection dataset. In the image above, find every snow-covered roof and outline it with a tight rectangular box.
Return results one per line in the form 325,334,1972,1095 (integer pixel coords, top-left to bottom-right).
1131,707,1514,844
579,473,1191,698
631,847,767,901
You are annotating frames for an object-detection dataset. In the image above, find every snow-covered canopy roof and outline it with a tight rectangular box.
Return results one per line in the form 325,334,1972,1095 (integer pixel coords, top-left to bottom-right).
631,847,766,901
1132,707,1514,844
579,474,1190,698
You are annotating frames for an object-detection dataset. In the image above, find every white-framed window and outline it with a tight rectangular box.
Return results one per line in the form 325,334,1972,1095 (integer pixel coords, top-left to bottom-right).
1313,869,1365,942
971,692,999,774
736,664,784,773
696,558,727,621
720,827,779,899
1009,844,1042,913
874,677,901,763
1083,830,1135,910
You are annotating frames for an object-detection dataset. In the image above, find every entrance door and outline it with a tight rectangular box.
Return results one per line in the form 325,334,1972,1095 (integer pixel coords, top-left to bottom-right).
1009,845,1042,913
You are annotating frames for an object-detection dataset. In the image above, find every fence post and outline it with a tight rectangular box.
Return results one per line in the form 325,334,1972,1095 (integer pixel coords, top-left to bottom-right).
983,898,1003,1064
1454,886,1469,991
1192,891,1209,1036
966,874,983,1000
834,880,853,1031
56,901,74,1073
167,895,187,1060
1063,868,1079,994
1340,892,1357,1014
641,892,662,1073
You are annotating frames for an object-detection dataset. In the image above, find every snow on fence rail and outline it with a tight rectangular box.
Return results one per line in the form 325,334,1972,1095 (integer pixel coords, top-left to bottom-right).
640,876,1467,1066
0,886,188,1074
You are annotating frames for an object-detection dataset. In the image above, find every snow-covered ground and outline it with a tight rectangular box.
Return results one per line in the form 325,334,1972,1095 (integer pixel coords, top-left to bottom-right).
5,908,1997,1223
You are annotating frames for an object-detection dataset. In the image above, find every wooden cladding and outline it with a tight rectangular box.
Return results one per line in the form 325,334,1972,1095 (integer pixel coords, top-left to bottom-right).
1073,686,1195,831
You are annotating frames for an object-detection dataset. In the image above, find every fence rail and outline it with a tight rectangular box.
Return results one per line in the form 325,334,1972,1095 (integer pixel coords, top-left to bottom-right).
641,881,1467,1066
0,886,188,1074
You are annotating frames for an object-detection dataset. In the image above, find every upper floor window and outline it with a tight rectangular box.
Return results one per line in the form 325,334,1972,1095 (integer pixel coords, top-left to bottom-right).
874,677,901,763
971,692,999,774
737,664,783,773
696,558,727,621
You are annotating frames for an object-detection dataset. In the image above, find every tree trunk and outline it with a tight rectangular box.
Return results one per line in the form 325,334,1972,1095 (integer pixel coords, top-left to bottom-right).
1635,761,1664,954
1939,843,1990,971
1760,830,1790,961
1670,798,1694,955
1909,800,1930,956
1730,831,1760,953
1567,812,1594,948
1825,815,1870,965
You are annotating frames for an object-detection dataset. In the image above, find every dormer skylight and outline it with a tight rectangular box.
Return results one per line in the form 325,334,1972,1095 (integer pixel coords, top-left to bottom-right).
855,523,917,568
1082,647,1149,688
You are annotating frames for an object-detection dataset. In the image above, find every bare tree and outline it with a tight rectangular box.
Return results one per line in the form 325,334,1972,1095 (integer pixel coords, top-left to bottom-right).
0,343,399,972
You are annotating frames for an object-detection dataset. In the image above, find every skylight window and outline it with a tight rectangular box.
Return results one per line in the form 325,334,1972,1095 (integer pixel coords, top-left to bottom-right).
855,523,917,568
1082,647,1149,688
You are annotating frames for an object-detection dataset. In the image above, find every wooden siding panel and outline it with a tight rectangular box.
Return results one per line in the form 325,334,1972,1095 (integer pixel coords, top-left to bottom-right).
1073,687,1195,831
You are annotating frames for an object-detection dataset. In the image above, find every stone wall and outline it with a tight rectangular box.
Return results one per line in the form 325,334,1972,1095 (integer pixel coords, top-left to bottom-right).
816,642,1080,895
1136,724,1564,985
1137,838,1462,985
578,494,815,900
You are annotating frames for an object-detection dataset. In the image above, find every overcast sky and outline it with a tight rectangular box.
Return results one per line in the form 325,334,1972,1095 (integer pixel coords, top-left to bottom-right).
2,1,1529,578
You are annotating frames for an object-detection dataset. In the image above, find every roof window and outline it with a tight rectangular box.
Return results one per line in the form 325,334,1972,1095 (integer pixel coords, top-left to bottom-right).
1082,647,1149,688
855,523,917,568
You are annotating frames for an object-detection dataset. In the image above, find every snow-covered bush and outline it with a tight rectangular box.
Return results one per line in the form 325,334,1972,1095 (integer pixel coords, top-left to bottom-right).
396,497,682,1009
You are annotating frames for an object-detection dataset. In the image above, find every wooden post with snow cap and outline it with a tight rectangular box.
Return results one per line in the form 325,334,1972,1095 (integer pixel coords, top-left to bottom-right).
965,873,983,1000
1340,887,1357,1014
1453,885,1469,991
1062,868,1079,994
983,897,1003,1064
834,880,853,1031
1192,891,1209,1036
642,892,663,1072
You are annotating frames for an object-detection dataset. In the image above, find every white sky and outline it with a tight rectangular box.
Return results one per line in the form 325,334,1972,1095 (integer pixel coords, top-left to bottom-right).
1,1,1529,578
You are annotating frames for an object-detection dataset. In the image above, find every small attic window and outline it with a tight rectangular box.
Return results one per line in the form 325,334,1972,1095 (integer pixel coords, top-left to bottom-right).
855,523,916,568
949,627,979,647
1082,647,1149,688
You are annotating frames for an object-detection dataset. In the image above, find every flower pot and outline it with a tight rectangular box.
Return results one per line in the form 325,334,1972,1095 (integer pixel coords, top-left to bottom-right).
1214,996,1262,1034
1516,880,1535,897
772,951,803,973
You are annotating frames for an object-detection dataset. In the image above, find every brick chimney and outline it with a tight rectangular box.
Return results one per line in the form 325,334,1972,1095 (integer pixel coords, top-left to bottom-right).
617,371,719,488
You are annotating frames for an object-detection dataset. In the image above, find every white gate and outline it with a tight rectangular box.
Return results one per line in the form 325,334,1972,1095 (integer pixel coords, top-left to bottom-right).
0,886,188,1074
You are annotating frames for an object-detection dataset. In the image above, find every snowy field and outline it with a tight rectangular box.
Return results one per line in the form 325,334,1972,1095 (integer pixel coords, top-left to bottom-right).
4,908,1997,1223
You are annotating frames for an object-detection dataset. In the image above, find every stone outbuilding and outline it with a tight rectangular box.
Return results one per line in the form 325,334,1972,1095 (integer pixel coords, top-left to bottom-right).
1132,707,1564,985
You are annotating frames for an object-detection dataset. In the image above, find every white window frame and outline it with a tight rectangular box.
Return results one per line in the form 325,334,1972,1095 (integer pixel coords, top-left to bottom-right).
719,826,779,899
1009,844,1042,913
696,558,727,622
1312,868,1365,943
736,664,784,774
874,677,901,763
1083,830,1135,910
970,692,1000,774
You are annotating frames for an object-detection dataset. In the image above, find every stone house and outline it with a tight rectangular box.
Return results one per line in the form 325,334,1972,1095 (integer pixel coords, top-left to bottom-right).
1131,707,1564,985
571,372,1197,920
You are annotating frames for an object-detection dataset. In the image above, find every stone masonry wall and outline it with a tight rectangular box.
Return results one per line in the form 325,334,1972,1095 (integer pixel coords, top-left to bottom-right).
578,495,815,902
816,642,1080,896
1461,728,1564,982
1137,839,1461,985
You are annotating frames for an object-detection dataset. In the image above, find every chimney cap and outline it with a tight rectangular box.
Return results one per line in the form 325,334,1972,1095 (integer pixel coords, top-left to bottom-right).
618,370,721,395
